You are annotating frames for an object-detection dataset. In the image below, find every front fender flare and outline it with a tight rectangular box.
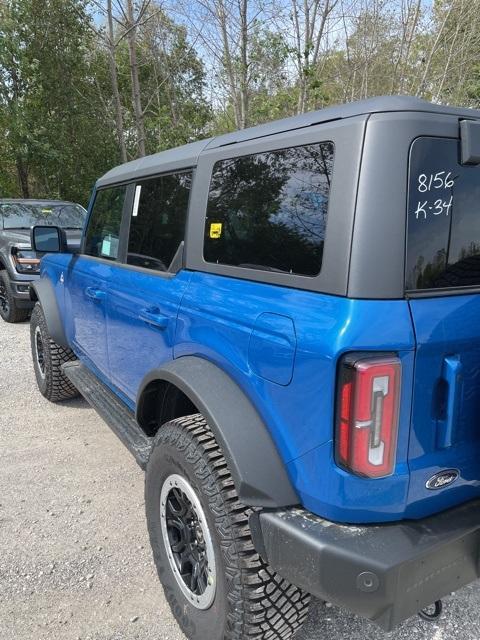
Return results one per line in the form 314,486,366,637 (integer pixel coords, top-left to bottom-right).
137,356,299,508
30,279,68,348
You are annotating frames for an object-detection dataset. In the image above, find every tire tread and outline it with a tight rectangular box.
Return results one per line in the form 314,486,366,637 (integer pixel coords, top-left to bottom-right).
30,303,79,402
148,414,310,640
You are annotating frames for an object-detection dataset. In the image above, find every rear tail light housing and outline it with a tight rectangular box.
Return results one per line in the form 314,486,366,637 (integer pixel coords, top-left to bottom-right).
335,354,401,478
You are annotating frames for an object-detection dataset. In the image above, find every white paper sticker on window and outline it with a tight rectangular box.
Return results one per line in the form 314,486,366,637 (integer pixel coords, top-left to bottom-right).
101,237,111,256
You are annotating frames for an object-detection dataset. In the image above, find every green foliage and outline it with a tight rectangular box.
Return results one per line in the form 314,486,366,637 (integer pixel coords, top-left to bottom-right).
0,0,210,203
139,11,211,151
247,27,298,123
109,7,211,154
211,24,298,131
1,0,480,204
0,0,119,204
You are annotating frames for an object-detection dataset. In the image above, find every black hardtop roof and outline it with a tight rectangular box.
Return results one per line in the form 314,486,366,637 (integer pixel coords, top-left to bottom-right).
97,95,480,188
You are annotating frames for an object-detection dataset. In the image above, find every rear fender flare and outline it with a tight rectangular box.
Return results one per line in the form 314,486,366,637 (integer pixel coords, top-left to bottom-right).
137,356,299,508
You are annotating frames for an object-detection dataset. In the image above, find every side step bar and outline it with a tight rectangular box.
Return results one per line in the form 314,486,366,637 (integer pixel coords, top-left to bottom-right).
63,361,151,469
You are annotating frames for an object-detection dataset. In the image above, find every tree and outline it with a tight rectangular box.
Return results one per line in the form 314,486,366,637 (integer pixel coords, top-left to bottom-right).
3,0,480,204
124,0,148,156
0,0,32,196
247,27,296,123
91,0,210,154
420,0,480,104
0,0,117,203
138,6,210,149
289,0,340,112
174,0,265,129
107,0,128,162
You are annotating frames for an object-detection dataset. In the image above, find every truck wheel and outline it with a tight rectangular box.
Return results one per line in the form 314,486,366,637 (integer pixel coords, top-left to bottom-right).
0,271,30,323
30,303,79,402
145,414,310,640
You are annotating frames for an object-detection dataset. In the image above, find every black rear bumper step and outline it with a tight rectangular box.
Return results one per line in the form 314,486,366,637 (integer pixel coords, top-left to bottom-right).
254,500,480,631
63,361,151,469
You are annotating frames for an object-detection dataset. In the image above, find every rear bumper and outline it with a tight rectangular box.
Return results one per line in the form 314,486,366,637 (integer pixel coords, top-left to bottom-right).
252,500,480,631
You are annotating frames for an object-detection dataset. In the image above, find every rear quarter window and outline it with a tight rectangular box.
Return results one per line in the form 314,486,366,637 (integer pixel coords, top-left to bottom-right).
406,136,480,291
203,142,334,277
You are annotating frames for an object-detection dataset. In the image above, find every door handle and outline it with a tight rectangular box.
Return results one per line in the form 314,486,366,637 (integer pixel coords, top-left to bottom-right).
85,287,106,302
437,355,463,449
138,308,169,330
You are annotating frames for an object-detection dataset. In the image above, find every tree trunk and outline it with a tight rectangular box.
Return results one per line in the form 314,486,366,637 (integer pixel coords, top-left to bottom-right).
292,0,337,114
126,0,146,157
414,3,453,97
238,0,249,128
217,0,242,129
16,156,29,198
107,0,127,163
398,0,421,94
291,0,305,113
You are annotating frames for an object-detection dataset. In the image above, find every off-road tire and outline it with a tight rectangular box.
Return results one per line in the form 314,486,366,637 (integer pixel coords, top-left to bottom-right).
30,303,79,402
0,271,30,323
145,414,310,640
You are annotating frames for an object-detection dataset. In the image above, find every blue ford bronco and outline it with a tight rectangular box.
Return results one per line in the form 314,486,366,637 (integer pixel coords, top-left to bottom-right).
29,96,480,638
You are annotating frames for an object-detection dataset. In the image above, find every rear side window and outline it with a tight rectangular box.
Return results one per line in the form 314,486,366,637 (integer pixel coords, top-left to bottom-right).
406,137,480,290
127,172,192,272
84,186,126,260
203,142,334,277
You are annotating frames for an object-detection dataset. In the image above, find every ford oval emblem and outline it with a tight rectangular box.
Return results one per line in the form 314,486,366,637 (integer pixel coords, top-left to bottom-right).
426,469,459,490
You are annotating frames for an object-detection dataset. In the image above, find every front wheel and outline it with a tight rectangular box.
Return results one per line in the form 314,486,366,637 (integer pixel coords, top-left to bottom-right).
145,414,310,640
0,271,30,323
30,303,79,402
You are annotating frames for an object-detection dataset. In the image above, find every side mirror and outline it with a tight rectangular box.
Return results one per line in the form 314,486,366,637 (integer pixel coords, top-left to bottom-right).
31,225,65,253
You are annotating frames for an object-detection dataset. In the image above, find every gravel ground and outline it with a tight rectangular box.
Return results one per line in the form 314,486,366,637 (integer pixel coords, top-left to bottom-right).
1,318,480,640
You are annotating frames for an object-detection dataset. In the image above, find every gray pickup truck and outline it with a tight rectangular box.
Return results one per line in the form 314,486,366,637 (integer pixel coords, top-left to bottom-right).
0,199,86,322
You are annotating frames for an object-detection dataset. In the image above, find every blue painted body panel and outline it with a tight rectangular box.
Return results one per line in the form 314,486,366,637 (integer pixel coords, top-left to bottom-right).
248,313,296,386
64,258,192,401
174,272,415,522
66,256,114,376
406,294,480,518
105,268,192,400
39,252,480,524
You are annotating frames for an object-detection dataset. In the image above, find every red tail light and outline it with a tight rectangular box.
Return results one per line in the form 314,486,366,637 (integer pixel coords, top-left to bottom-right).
335,355,401,478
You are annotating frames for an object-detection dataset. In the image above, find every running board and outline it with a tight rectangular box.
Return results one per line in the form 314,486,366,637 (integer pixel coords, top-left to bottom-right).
62,361,151,469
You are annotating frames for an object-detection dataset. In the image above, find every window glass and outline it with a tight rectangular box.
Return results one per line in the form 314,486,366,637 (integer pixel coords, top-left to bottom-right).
203,142,334,277
406,137,480,290
0,202,86,230
84,186,126,260
127,172,192,271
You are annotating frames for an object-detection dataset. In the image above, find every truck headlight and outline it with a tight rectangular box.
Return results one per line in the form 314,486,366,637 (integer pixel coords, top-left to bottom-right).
12,249,40,274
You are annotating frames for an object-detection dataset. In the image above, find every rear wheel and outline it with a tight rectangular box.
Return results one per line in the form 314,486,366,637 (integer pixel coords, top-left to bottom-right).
0,271,30,323
30,303,79,402
145,414,310,640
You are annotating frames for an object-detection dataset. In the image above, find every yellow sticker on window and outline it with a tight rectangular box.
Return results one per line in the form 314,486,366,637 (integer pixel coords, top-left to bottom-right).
209,222,222,239
41,208,52,214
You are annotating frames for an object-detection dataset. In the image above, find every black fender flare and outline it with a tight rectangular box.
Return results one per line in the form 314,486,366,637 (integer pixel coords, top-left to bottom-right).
137,356,299,508
30,279,69,348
